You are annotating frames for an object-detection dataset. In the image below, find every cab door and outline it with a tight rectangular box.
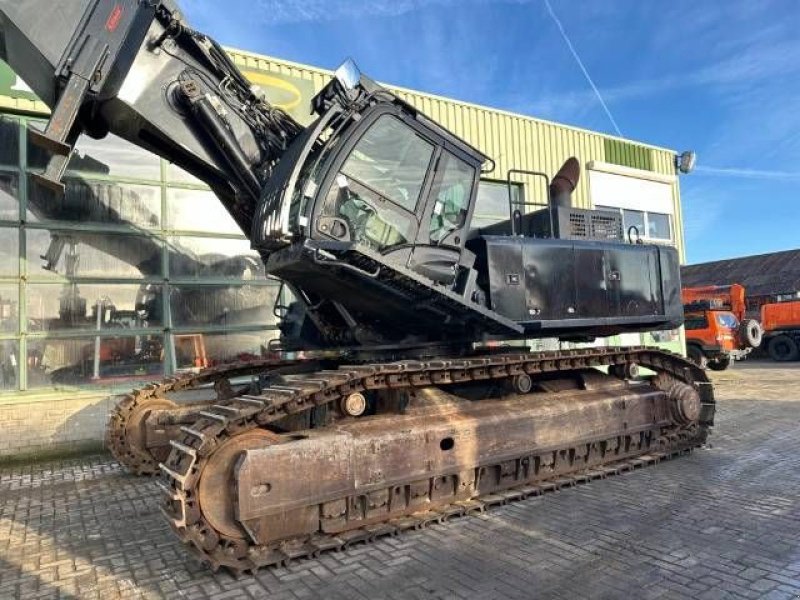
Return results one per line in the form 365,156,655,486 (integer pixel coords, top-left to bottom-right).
407,147,479,285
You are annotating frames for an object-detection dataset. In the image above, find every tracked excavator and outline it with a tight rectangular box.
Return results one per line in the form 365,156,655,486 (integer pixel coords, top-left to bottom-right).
0,0,714,573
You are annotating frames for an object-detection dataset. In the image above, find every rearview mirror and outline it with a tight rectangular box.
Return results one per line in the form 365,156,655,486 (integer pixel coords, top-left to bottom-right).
334,58,362,91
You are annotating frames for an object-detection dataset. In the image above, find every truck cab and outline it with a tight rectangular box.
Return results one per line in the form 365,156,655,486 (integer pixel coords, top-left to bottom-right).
684,305,753,370
761,297,800,361
681,285,763,370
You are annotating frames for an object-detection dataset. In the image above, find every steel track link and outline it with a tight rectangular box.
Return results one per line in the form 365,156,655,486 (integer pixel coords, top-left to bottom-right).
106,358,302,475
159,347,715,574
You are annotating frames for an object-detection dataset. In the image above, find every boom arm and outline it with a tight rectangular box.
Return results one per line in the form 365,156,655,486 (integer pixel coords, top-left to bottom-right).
0,0,302,235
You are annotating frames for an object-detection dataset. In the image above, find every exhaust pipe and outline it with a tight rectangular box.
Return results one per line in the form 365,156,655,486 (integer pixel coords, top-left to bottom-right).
550,157,580,209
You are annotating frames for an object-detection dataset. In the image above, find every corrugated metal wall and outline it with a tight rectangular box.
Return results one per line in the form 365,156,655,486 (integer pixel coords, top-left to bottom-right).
0,90,47,115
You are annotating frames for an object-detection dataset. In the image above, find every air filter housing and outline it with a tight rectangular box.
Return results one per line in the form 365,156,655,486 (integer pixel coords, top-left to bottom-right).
525,206,623,241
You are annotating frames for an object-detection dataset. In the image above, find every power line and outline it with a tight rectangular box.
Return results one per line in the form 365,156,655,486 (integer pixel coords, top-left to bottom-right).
543,0,623,137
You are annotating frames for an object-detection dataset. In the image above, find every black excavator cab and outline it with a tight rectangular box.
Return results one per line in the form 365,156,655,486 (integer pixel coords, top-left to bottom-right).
251,61,682,348
253,60,485,280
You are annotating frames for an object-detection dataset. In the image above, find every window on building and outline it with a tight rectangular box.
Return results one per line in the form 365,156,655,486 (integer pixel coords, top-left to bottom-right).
27,128,161,181
647,212,672,240
167,237,266,280
0,228,19,277
0,172,20,221
167,188,242,235
597,205,673,242
0,117,19,168
622,209,645,235
27,178,161,228
777,292,800,303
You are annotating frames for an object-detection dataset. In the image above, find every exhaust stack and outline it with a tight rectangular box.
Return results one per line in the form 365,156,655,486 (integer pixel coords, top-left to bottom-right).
549,157,580,209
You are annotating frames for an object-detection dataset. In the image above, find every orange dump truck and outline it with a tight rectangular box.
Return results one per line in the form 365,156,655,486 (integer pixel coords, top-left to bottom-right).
761,298,800,361
682,284,747,321
681,284,763,370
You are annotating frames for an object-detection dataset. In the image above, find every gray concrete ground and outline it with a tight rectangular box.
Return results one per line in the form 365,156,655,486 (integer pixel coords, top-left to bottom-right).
0,360,799,599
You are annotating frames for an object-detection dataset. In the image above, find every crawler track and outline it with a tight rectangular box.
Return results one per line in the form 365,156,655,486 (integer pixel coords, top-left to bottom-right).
106,358,304,475
159,347,714,573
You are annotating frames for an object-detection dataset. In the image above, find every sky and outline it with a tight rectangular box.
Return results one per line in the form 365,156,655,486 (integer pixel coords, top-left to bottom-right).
182,0,800,265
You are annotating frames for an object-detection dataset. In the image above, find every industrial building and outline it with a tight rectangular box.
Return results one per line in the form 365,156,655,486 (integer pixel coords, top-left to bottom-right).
0,48,687,459
682,249,800,316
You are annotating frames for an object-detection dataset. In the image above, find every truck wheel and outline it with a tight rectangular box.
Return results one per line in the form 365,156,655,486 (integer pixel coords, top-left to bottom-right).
767,335,800,361
739,319,763,348
707,356,732,371
686,345,707,369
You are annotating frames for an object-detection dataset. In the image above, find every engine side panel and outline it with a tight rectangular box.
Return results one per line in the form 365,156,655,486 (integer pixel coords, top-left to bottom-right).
478,236,682,336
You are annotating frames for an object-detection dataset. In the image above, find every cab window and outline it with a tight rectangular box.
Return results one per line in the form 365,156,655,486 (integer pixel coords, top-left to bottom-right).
715,313,739,329
322,115,434,251
429,152,475,244
341,114,433,211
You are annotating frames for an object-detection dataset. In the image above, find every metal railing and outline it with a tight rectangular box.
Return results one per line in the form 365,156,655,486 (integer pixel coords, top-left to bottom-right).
506,169,551,237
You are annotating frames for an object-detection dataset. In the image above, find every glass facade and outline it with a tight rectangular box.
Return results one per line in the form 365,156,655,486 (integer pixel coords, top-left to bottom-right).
0,115,281,393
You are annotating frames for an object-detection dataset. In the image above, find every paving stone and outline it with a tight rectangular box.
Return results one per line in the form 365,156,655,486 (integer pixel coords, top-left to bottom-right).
767,573,800,589
740,567,769,581
749,578,778,593
761,591,798,600
0,363,799,599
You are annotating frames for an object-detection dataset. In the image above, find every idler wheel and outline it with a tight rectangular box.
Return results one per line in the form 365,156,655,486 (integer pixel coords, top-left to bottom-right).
610,362,639,380
666,381,701,424
340,392,367,417
198,428,281,540
512,373,533,394
122,397,178,465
